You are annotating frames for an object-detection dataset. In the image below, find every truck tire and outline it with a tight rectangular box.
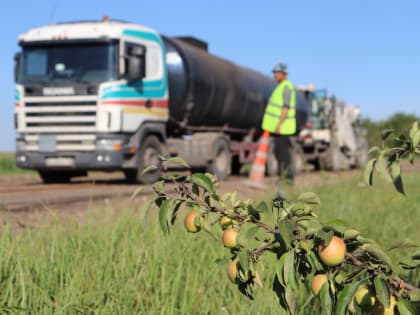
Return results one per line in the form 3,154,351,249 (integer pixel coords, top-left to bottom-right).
125,135,163,184
38,170,85,184
206,137,231,180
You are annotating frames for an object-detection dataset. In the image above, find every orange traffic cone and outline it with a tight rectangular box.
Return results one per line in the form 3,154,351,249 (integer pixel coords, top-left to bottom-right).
245,130,270,189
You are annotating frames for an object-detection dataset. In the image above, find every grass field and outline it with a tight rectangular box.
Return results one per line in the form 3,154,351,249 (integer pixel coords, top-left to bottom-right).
0,153,29,175
0,173,418,314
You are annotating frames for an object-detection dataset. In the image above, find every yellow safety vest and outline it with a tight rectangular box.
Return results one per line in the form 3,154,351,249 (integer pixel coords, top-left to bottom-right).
262,80,296,135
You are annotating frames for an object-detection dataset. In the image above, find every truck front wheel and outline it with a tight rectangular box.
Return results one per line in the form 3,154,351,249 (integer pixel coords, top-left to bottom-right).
206,138,231,180
125,135,163,184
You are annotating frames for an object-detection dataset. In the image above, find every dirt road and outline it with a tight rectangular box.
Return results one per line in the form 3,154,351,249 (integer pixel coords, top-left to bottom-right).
0,161,417,228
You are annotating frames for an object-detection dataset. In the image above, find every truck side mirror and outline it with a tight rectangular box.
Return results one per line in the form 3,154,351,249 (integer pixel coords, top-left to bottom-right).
127,46,146,82
14,52,21,82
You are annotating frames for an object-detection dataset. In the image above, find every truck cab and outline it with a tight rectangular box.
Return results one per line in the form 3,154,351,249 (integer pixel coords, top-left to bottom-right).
15,19,168,183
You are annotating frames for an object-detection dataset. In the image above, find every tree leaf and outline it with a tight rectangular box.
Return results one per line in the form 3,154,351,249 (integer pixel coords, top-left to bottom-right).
141,164,158,175
376,155,393,183
170,200,183,225
191,173,215,193
397,299,417,315
297,192,321,206
285,286,296,314
409,121,418,140
381,129,394,140
390,160,405,195
244,226,260,240
284,251,298,291
159,199,171,235
256,201,270,213
324,219,348,233
276,254,288,286
362,243,394,269
388,241,419,251
319,280,333,315
343,229,361,239
374,276,390,308
164,156,190,168
238,250,249,274
409,290,420,302
336,280,362,315
364,159,377,186
278,220,294,249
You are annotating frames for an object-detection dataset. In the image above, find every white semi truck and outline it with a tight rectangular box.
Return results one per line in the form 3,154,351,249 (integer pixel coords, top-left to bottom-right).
14,18,308,183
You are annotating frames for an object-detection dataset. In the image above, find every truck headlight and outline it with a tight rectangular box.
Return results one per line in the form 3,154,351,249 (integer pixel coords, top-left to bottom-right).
96,139,123,151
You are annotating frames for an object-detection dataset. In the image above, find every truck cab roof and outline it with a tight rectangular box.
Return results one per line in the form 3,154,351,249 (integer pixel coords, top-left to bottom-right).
19,19,158,44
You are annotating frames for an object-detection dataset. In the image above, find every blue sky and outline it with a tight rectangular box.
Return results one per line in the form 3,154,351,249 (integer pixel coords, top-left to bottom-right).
1,1,419,151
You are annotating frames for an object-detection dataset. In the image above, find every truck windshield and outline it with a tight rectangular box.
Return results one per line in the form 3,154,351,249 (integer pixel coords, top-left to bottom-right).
18,43,117,85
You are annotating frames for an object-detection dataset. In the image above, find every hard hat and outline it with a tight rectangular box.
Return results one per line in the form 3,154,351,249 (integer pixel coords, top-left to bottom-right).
272,62,288,73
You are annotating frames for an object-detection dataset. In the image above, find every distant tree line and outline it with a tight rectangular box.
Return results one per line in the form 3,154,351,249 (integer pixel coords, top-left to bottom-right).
361,112,420,147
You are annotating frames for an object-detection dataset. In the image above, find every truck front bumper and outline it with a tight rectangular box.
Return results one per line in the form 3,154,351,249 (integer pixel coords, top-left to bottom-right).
16,150,128,171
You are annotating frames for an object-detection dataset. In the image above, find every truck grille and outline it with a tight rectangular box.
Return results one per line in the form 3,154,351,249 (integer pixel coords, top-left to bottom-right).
22,99,97,133
20,97,98,151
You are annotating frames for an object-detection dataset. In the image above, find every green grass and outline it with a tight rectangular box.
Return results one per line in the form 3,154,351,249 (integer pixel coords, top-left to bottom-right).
0,173,419,314
0,153,29,175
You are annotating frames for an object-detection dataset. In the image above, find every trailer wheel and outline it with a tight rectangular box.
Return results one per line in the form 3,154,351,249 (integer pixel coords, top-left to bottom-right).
207,138,231,180
125,135,163,184
38,170,85,184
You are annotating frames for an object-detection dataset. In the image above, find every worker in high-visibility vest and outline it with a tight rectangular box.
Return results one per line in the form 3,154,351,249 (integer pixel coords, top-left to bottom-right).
261,62,296,179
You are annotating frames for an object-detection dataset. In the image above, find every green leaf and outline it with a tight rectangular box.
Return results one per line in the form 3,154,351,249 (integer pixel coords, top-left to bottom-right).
284,251,298,291
362,243,394,269
390,160,405,195
317,230,334,247
324,219,348,233
412,250,420,260
409,290,420,302
397,299,417,315
297,192,321,206
376,155,393,183
238,250,249,274
388,241,419,251
374,276,390,308
278,220,294,249
256,201,270,213
285,286,296,315
364,158,377,186
319,280,333,315
368,146,380,155
129,186,145,201
164,156,190,168
170,200,183,225
336,280,362,315
343,229,361,239
409,121,418,139
276,254,288,286
141,164,158,175
381,129,394,140
191,173,215,194
159,199,171,235
244,226,260,240
413,129,420,147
